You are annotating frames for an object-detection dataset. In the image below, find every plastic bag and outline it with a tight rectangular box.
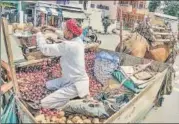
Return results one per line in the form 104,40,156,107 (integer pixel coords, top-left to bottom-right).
112,70,140,94
95,51,119,63
94,51,120,85
63,99,109,119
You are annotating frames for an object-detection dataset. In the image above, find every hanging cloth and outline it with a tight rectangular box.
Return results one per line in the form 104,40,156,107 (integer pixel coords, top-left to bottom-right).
1,94,19,123
52,16,54,26
40,12,45,26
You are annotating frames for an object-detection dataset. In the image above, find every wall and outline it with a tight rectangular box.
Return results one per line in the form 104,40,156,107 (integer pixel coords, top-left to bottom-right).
56,0,83,9
90,0,118,20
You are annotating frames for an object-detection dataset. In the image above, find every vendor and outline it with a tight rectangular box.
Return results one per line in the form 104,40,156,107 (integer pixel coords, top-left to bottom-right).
1,60,13,94
0,81,13,94
31,19,90,109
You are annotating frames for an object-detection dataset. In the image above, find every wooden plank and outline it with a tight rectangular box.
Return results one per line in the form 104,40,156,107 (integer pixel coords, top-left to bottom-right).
152,26,169,30
156,39,171,42
119,7,123,52
154,32,172,35
16,97,37,123
104,69,167,123
2,18,20,95
15,58,51,67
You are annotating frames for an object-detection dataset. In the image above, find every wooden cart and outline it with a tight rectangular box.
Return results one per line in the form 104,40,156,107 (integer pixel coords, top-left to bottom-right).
2,18,173,123
13,50,172,123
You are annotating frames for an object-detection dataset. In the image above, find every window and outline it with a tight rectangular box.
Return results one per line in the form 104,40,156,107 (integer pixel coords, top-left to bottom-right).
97,4,103,9
119,1,129,6
132,1,137,8
97,4,100,9
105,6,109,10
91,4,95,8
79,0,83,4
114,0,116,5
139,2,144,9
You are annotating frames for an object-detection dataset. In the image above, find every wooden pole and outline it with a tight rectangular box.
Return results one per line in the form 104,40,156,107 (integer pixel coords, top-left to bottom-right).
2,18,20,95
119,7,123,52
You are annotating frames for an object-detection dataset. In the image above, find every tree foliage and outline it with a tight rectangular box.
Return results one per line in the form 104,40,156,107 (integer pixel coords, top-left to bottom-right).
0,2,14,8
148,1,161,12
163,1,179,17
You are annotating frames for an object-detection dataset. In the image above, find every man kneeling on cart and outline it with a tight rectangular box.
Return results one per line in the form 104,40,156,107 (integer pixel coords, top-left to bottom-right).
32,19,90,109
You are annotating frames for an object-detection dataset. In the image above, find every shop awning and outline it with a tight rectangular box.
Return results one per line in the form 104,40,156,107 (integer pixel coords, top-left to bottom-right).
48,8,58,16
63,11,86,19
37,7,47,14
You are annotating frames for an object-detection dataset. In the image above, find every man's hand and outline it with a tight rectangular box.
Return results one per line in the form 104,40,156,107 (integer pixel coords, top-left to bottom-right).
41,25,56,32
1,82,13,94
1,60,12,80
31,27,41,34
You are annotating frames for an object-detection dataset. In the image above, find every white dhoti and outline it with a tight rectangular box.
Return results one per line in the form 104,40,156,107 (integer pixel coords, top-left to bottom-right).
41,78,78,109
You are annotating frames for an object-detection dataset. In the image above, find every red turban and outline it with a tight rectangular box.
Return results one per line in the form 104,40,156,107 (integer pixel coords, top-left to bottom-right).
66,19,82,36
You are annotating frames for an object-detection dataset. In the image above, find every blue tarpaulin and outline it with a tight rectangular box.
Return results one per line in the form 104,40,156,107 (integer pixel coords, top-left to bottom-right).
1,94,19,123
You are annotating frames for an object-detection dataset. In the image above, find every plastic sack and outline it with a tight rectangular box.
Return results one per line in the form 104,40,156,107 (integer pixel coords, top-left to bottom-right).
95,51,119,63
112,70,140,94
1,94,18,123
95,92,129,116
94,51,120,85
63,99,109,119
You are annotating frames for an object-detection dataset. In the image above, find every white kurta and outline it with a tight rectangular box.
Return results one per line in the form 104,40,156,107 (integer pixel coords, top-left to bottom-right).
36,32,89,109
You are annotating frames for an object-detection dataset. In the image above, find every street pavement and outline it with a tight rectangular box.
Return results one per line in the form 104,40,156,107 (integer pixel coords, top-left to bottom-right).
98,33,179,123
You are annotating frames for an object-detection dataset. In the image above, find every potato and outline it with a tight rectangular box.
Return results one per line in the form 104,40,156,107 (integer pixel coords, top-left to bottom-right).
88,117,93,121
100,119,106,123
51,116,59,122
76,119,84,123
57,119,65,123
67,119,73,123
61,121,66,123
45,116,51,123
81,116,87,120
68,115,73,120
72,116,81,123
67,120,73,124
60,117,66,122
35,114,45,122
83,119,91,123
57,111,65,118
92,118,100,123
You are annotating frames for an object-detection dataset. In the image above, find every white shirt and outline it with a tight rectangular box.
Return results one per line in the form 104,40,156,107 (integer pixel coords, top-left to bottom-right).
36,32,89,97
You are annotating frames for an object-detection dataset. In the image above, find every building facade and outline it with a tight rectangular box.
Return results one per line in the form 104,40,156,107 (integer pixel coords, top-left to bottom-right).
89,1,118,20
117,1,149,28
56,0,83,9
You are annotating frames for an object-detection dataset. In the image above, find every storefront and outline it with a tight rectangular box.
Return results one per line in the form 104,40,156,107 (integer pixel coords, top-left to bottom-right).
1,3,19,23
117,7,148,29
36,7,47,26
2,9,18,23
33,2,63,27
46,7,60,27
62,9,86,25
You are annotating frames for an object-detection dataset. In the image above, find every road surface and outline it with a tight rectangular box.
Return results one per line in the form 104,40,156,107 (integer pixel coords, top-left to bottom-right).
98,33,179,123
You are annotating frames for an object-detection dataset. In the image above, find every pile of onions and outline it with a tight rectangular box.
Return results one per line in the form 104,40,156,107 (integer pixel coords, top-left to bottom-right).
17,49,104,101
16,58,61,101
85,51,96,75
89,76,103,97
